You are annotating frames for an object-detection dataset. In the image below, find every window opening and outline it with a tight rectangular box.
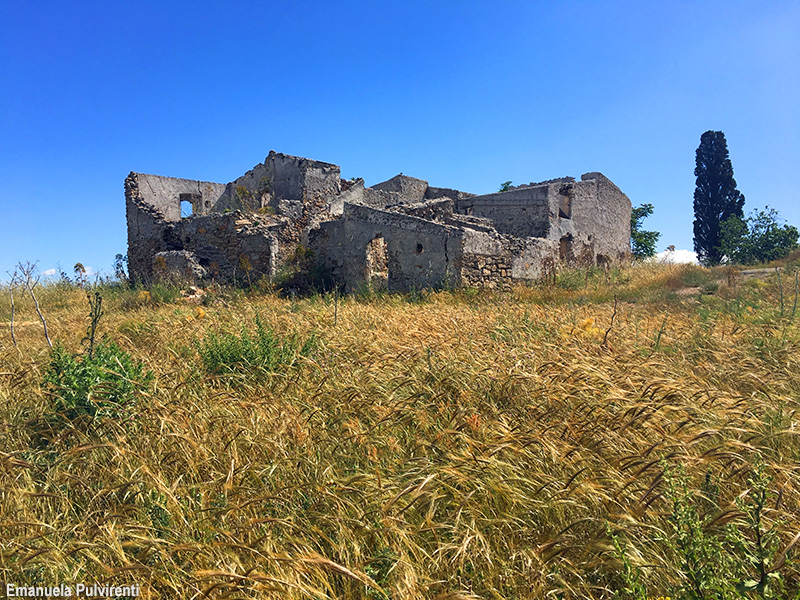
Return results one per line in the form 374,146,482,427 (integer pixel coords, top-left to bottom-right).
558,185,572,219
180,193,201,218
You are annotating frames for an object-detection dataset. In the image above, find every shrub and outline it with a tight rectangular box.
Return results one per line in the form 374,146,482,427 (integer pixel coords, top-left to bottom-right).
196,315,315,377
720,207,799,265
657,458,791,599
661,461,734,599
43,340,152,423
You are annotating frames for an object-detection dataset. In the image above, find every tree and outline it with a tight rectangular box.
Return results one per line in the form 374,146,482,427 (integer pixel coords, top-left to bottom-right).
693,131,745,265
630,203,661,259
719,206,799,264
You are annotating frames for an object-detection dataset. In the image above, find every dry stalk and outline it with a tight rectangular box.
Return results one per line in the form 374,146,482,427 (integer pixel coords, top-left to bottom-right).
601,295,618,347
7,270,18,349
17,261,52,347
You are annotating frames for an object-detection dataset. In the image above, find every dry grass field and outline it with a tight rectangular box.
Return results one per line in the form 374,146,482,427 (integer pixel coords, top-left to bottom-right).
1,263,799,599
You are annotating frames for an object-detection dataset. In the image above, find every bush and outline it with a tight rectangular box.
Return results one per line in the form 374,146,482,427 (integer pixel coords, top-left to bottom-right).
720,207,799,265
196,315,315,377
43,341,152,423
612,458,794,599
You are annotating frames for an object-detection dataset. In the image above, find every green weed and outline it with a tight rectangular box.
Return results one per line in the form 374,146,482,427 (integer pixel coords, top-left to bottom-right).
42,340,152,424
195,314,315,377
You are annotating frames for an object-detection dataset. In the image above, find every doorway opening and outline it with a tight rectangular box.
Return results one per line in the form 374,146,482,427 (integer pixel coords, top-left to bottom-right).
365,235,389,290
559,234,573,262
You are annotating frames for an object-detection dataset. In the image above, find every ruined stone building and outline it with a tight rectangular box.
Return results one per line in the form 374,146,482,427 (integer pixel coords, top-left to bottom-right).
126,151,632,291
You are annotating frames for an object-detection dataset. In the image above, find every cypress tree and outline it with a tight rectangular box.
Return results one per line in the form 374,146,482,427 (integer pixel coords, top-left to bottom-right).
693,131,745,265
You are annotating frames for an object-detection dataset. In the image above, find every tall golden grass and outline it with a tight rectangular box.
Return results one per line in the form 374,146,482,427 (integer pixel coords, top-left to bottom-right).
0,264,798,598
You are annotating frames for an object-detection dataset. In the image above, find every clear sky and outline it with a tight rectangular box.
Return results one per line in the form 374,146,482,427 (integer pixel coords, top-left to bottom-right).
1,1,798,279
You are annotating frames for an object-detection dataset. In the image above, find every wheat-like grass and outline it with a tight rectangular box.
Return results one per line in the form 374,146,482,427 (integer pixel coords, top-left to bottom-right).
1,264,799,598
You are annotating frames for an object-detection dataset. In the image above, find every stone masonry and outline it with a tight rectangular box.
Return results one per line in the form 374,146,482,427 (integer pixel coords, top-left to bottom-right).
126,151,632,291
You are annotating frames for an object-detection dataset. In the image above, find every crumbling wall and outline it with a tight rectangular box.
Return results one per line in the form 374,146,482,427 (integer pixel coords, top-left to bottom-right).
128,172,227,220
455,187,553,238
397,198,454,221
370,174,428,202
126,185,169,283
568,173,632,264
460,230,511,288
214,151,341,213
305,219,346,283
511,237,559,280
126,171,283,283
176,212,280,283
425,186,475,201
459,231,559,288
125,172,228,282
330,175,474,216
329,179,365,216
445,214,495,232
354,186,408,210
210,151,343,264
310,203,463,292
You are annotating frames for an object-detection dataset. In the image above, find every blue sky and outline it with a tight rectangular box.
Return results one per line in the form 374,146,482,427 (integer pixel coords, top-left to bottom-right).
1,1,798,279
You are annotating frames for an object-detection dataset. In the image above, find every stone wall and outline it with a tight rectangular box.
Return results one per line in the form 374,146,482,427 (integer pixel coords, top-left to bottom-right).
543,174,632,265
127,151,632,290
459,231,559,288
309,203,464,292
176,212,280,283
511,237,559,280
127,172,227,220
126,172,230,281
214,151,342,213
250,150,341,202
370,174,428,202
572,173,632,263
425,186,475,201
460,230,512,289
126,171,283,283
332,175,476,216
398,198,455,221
207,151,346,264
311,211,561,292
126,189,169,282
455,187,553,238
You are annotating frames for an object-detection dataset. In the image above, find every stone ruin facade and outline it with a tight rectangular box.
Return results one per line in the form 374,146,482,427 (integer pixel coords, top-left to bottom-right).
126,151,632,291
